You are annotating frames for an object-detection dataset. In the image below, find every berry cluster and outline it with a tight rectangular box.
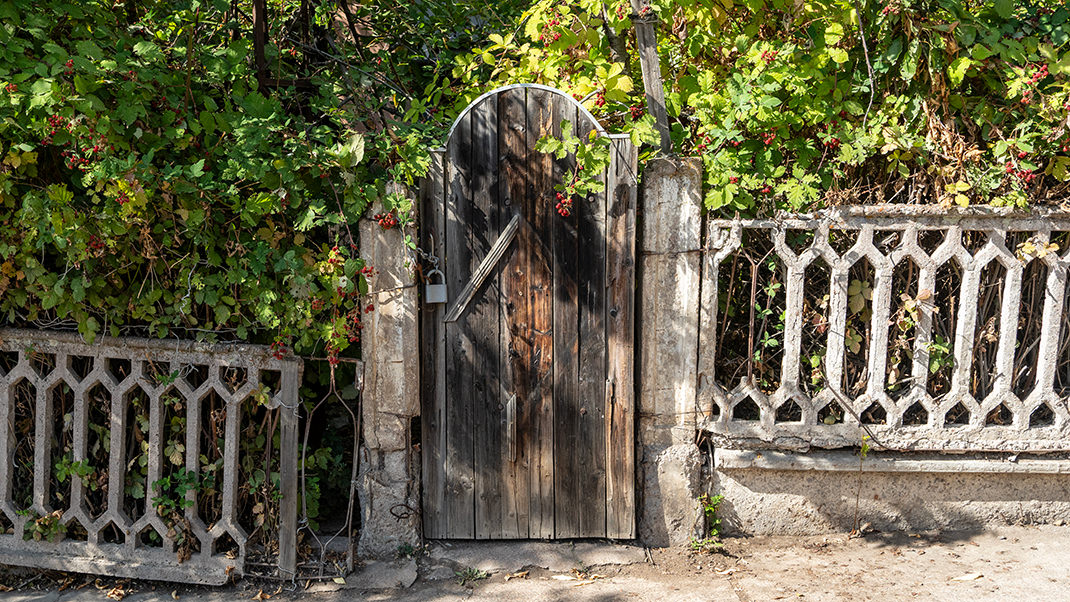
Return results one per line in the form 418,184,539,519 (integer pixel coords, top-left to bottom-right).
880,1,901,16
760,129,777,146
1005,161,1038,184
696,134,712,152
819,120,842,148
87,234,105,251
592,89,606,108
537,16,563,43
326,344,341,366
63,59,74,76
555,192,572,217
629,104,644,119
373,211,399,229
270,340,288,360
345,311,363,343
4,83,15,93
42,114,113,171
1029,62,1049,84
1021,63,1049,105
326,245,344,266
760,49,779,63
729,176,739,184
115,191,130,205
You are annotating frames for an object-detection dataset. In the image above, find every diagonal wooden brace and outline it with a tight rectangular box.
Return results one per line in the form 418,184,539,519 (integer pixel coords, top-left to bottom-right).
444,212,521,323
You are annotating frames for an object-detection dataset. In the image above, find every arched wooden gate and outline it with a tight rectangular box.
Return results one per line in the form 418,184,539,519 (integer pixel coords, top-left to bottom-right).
418,85,638,539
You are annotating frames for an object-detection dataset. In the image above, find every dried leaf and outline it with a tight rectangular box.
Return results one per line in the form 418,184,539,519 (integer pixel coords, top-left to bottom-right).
504,571,529,581
952,572,983,581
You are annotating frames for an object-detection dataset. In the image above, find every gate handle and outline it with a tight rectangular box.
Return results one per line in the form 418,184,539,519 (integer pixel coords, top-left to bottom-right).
444,213,521,323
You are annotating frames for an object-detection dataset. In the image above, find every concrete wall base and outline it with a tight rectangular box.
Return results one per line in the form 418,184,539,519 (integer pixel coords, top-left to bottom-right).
716,451,1070,535
638,438,705,547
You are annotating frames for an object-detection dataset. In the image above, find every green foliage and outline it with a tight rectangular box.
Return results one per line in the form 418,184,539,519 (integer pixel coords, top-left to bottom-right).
0,0,436,355
928,334,954,373
455,566,490,586
18,509,67,542
689,492,726,553
452,0,1070,215
699,492,725,538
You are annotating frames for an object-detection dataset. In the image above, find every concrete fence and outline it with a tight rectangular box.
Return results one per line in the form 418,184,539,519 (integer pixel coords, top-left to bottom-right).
0,330,301,584
634,163,1070,543
11,162,1066,585
354,161,1070,549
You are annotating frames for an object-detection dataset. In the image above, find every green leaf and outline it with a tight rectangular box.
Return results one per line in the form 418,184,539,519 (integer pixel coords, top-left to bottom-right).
948,57,973,87
993,0,1013,19
900,39,920,81
133,41,164,61
824,22,844,46
75,40,103,61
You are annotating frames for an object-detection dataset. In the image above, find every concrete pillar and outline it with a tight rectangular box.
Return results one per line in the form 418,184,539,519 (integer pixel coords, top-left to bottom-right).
357,187,421,558
636,157,705,547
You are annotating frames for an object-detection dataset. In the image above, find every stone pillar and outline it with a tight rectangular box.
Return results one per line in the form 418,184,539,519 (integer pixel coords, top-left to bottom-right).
636,158,705,547
357,188,421,558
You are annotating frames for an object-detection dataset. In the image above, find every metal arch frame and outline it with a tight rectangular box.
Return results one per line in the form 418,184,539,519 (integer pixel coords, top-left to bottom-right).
440,83,620,150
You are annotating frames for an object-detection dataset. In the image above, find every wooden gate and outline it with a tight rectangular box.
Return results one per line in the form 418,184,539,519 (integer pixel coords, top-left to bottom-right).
419,85,637,539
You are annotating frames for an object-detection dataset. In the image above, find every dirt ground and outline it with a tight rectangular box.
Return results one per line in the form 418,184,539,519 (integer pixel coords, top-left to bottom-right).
2,525,1069,601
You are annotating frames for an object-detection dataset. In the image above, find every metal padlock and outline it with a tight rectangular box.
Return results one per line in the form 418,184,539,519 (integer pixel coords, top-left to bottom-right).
425,269,447,304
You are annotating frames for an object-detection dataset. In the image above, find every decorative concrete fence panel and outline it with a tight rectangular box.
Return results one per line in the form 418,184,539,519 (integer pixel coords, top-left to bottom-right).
698,208,1070,452
0,329,301,584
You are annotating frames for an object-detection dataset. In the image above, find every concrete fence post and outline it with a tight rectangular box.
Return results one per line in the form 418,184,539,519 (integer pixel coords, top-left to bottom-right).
357,184,422,557
636,157,705,547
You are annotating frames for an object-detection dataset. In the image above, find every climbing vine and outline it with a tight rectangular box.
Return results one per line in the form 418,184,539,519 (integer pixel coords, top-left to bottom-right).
449,0,1070,215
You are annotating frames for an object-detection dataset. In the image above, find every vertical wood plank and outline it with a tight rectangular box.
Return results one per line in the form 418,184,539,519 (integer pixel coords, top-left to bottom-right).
605,137,638,539
629,0,671,153
444,110,476,538
498,87,531,539
526,89,556,539
419,151,447,539
574,112,608,537
552,95,582,539
277,364,299,579
471,96,503,540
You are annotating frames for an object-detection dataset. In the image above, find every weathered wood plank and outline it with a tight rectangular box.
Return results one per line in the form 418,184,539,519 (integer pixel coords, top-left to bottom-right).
419,151,446,538
552,94,582,539
629,0,671,154
573,112,608,537
498,87,531,539
525,89,557,540
470,96,503,540
444,110,476,538
605,137,638,539
277,364,300,578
